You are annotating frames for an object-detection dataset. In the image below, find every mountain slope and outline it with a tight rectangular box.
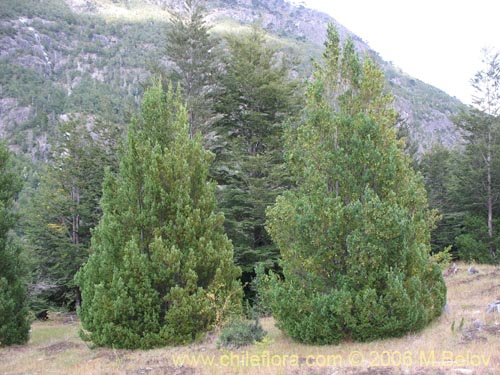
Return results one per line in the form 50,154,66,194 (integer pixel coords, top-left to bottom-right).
209,0,464,151
0,0,464,157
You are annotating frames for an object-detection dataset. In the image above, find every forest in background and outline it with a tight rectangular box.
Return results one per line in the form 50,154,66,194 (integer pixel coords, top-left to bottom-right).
1,0,499,351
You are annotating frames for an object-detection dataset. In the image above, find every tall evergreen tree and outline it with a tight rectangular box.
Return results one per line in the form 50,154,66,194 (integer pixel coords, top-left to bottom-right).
453,49,500,261
258,24,446,344
418,145,463,254
213,26,301,288
164,0,219,137
0,143,30,346
76,82,242,349
23,119,119,309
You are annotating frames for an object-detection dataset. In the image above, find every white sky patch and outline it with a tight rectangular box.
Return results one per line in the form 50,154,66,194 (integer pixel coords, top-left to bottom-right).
299,0,500,104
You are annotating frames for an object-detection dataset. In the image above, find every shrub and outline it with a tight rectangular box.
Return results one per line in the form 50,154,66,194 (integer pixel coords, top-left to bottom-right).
455,216,496,263
217,318,266,349
430,245,454,269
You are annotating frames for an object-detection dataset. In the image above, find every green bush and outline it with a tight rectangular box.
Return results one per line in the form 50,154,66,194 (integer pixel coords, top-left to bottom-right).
456,215,496,264
430,245,454,269
217,318,266,349
259,192,447,344
456,234,493,264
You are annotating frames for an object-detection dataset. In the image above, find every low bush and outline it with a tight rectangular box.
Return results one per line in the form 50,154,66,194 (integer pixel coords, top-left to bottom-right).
217,318,266,349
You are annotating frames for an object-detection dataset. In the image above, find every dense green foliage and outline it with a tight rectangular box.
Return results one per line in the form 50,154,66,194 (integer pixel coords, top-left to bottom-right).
421,143,500,263
0,0,165,153
418,145,463,254
213,26,301,286
162,16,302,300
75,82,242,349
164,0,220,137
22,119,119,309
0,0,464,158
454,52,500,262
2,0,498,350
217,317,266,349
419,50,500,263
258,25,446,344
0,143,30,346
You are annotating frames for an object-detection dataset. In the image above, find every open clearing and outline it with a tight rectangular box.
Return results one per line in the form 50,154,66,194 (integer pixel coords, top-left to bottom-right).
1,263,499,375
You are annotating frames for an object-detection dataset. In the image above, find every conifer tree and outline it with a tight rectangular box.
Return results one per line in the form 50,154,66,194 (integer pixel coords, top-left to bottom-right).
213,26,301,289
24,119,119,309
76,82,242,349
165,0,219,137
258,25,446,344
453,49,500,262
418,145,463,254
0,143,30,346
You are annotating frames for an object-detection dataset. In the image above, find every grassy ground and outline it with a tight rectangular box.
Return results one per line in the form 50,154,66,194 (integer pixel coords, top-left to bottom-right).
1,263,499,375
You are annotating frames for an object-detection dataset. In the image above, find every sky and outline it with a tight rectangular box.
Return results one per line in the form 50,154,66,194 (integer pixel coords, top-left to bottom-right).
300,0,500,104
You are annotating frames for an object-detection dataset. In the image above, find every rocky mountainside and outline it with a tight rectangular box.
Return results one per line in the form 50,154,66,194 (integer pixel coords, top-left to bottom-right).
0,0,464,158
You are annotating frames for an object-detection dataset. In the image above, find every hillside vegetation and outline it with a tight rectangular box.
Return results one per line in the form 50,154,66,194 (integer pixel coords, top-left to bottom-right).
1,3,500,375
0,0,464,157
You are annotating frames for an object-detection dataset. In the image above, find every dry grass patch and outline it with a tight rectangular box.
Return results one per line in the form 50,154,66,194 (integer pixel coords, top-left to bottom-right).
0,263,499,375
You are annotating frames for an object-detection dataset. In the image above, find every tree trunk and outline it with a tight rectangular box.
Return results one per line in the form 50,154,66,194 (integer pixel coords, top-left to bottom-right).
71,185,80,245
487,126,495,258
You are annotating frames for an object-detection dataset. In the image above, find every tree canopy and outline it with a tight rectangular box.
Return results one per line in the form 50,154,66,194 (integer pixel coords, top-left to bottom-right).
213,26,301,293
76,82,242,349
258,24,446,344
0,142,30,346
